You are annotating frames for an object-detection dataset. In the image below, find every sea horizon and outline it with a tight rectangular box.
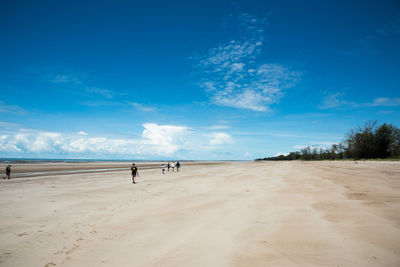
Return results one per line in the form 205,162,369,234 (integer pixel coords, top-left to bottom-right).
0,157,250,164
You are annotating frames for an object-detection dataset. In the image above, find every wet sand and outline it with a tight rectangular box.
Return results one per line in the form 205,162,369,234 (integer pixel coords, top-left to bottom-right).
0,161,219,178
0,161,399,266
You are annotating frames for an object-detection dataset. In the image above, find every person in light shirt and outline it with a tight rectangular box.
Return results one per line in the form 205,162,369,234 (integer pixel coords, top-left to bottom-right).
171,162,175,172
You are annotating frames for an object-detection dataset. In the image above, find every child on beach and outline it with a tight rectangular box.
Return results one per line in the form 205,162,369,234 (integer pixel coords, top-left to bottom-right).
162,164,165,174
176,161,180,172
131,163,139,184
167,162,170,172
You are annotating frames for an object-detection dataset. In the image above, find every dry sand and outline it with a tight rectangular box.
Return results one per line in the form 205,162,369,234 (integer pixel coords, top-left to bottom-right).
0,161,399,266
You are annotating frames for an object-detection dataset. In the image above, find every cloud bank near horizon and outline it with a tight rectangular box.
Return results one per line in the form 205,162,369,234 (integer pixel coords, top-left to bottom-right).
0,123,234,159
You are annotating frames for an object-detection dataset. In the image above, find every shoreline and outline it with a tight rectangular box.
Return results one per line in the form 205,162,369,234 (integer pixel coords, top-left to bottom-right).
0,161,228,178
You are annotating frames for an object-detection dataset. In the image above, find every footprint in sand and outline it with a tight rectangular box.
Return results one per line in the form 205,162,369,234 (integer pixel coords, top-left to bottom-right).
16,232,28,237
44,262,56,267
65,244,80,255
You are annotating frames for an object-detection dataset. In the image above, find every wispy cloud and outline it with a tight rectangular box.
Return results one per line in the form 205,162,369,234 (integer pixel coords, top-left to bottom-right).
86,87,114,98
43,71,117,99
320,92,400,109
205,125,231,130
81,100,121,107
319,92,354,109
49,74,82,85
348,17,400,56
0,101,26,115
347,35,377,56
370,97,400,107
376,18,400,36
0,121,20,129
196,13,301,112
284,113,332,119
129,102,156,112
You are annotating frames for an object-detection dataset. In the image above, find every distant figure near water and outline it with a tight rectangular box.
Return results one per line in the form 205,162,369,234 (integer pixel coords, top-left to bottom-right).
176,161,180,172
167,162,171,172
131,163,139,184
162,164,166,174
3,165,11,179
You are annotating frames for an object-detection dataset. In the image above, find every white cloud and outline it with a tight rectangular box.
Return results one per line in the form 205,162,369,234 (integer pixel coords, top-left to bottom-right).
243,151,252,158
141,123,192,154
197,13,301,112
207,132,233,145
0,123,192,157
214,89,270,112
1,132,64,153
77,131,88,136
0,135,22,152
293,145,307,150
274,152,289,156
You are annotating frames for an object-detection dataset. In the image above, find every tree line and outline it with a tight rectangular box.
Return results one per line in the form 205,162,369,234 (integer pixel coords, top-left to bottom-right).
256,121,400,161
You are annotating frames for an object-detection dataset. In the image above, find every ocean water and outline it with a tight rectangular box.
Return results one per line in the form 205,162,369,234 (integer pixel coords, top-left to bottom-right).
0,158,243,164
0,158,170,164
0,158,237,165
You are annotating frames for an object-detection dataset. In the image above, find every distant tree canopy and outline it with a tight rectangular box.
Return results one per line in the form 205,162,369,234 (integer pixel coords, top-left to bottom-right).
256,121,400,161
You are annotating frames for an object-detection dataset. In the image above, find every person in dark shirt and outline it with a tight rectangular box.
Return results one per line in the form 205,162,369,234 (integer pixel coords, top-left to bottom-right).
131,163,139,184
4,165,11,179
176,161,181,172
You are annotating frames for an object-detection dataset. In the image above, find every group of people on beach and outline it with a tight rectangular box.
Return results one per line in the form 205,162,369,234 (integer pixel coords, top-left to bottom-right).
161,161,180,174
130,161,181,184
3,162,182,183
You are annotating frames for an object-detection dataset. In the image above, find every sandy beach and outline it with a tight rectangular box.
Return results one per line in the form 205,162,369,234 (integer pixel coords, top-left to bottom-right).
0,161,400,266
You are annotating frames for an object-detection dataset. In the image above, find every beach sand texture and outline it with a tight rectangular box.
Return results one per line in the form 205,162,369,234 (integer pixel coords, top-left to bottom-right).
0,161,399,266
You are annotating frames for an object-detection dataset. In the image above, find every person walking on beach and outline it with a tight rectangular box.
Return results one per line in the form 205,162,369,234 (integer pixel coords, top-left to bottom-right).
171,162,175,172
167,162,170,172
4,165,11,179
176,161,180,172
162,164,166,174
131,163,139,184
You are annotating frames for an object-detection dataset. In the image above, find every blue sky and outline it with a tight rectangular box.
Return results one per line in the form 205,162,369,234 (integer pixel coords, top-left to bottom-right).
1,0,399,160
